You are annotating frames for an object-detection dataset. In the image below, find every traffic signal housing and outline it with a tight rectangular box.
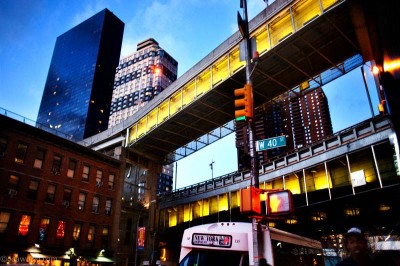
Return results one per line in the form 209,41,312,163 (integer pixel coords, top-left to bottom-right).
234,83,253,120
266,190,293,216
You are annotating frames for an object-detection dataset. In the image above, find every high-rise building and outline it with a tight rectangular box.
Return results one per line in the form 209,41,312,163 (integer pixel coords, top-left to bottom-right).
37,9,124,141
108,38,178,127
282,87,333,150
236,87,333,170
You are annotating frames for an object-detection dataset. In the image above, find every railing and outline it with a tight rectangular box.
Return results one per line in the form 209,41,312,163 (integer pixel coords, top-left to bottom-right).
0,107,90,146
158,115,394,202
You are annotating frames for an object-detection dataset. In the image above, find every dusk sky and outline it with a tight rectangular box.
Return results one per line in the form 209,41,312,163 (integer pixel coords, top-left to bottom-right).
0,0,380,189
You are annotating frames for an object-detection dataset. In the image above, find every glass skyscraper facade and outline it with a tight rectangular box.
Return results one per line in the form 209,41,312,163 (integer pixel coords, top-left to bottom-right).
37,8,124,141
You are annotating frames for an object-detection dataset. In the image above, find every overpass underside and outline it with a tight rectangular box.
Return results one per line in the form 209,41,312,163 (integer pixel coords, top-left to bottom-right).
122,0,369,163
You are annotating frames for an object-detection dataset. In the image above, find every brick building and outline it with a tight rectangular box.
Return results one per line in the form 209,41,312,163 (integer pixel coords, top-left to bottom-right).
0,115,123,265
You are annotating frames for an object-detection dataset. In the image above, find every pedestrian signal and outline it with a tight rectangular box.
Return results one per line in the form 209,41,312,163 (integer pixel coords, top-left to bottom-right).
266,190,293,216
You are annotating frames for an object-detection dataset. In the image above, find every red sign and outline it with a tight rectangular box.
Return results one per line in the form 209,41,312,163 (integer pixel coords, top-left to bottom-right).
137,227,146,250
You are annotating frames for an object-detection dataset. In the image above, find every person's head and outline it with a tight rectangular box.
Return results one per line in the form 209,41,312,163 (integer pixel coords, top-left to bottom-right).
343,227,369,256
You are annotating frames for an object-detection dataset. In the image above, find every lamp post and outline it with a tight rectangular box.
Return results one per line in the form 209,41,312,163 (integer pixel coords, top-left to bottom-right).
209,160,215,180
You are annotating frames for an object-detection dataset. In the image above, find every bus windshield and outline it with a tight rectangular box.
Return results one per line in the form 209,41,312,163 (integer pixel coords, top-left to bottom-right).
179,250,249,266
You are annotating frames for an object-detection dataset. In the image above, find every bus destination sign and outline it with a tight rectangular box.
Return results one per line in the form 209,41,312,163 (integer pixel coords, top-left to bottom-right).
192,233,232,248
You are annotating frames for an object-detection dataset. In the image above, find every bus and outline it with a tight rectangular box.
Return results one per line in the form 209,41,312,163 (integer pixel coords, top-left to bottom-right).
179,222,325,266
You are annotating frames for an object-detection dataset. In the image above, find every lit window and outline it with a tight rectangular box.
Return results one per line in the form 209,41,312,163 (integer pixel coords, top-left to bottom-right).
38,218,50,242
73,224,82,241
87,225,95,242
92,196,100,213
108,174,115,189
27,180,39,200
82,165,90,182
67,159,77,178
18,215,31,236
102,226,109,246
78,192,86,210
8,174,20,190
56,220,66,239
15,143,28,164
33,149,45,169
0,212,11,233
46,184,56,203
96,170,103,183
105,199,112,215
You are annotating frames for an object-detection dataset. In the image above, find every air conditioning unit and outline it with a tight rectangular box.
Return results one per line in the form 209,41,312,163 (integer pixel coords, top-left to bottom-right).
96,181,103,187
62,201,70,208
8,188,18,197
105,209,111,215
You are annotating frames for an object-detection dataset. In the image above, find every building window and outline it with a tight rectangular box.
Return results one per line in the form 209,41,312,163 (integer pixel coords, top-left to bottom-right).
8,174,20,192
78,192,86,211
27,180,40,200
51,155,62,175
0,212,11,233
46,184,56,203
18,215,31,236
34,148,46,169
14,142,28,164
73,223,82,242
108,173,115,189
0,137,7,155
96,170,103,185
105,199,112,215
82,165,90,182
87,225,96,243
38,218,50,243
67,159,77,178
92,196,100,213
102,226,109,248
62,188,72,208
56,220,66,239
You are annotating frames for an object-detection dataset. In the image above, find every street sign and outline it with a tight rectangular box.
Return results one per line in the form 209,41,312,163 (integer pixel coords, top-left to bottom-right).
256,136,286,151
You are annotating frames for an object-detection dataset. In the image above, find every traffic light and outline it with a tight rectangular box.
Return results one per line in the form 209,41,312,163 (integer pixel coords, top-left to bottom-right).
234,83,253,120
266,190,293,216
240,187,262,215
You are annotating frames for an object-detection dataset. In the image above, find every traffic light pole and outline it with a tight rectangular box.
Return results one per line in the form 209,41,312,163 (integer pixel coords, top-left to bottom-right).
239,1,260,265
240,0,259,189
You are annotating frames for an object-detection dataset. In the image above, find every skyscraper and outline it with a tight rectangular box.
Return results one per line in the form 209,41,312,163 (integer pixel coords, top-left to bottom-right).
37,9,124,141
236,87,333,170
108,38,178,127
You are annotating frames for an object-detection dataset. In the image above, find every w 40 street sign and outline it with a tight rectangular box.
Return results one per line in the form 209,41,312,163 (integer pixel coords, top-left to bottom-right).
256,136,287,151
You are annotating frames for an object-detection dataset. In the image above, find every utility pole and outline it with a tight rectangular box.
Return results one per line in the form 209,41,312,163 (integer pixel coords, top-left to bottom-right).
237,0,260,265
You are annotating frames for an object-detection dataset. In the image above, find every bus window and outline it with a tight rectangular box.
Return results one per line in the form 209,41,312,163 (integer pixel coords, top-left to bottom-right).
179,250,247,266
272,240,325,266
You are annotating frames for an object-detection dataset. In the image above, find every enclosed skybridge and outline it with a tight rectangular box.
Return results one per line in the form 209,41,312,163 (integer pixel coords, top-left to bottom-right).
85,0,371,163
157,115,398,210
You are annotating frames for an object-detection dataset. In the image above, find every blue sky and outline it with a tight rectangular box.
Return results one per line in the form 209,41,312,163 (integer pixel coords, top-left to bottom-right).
0,0,379,189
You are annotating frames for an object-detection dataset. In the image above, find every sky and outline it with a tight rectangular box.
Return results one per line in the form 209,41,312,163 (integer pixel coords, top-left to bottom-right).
0,0,380,189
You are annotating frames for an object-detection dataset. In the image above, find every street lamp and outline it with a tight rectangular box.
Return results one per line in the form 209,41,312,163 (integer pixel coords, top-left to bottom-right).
209,160,215,180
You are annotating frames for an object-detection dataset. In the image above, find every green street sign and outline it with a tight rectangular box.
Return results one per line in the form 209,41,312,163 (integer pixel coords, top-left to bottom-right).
256,136,286,151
